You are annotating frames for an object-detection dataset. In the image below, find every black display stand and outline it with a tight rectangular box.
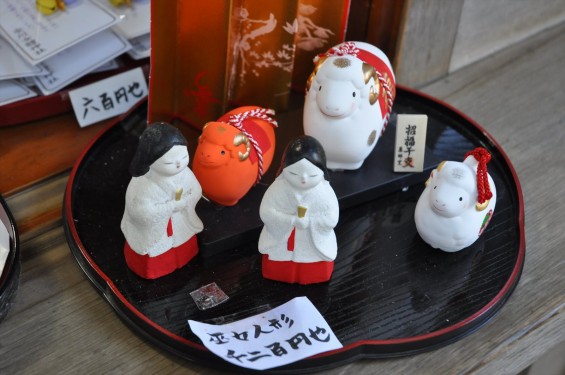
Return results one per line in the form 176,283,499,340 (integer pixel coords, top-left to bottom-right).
194,104,441,256
63,87,525,373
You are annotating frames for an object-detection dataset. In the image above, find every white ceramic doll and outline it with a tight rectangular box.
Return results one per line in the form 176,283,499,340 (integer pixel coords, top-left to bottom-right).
121,123,203,279
258,135,339,284
414,147,497,252
303,41,396,170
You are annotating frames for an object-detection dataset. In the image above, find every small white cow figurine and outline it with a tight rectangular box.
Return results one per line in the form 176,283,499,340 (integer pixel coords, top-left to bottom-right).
303,41,395,170
414,147,497,252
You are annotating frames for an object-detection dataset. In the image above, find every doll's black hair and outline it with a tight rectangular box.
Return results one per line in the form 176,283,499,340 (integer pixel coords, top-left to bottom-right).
278,135,330,180
129,122,188,177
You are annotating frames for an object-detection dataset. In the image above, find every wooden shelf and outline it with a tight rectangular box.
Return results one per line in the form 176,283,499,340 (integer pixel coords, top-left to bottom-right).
0,114,113,196
0,114,115,238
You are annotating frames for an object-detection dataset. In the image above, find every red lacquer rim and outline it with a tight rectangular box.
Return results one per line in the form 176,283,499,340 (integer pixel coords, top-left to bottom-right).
64,85,525,361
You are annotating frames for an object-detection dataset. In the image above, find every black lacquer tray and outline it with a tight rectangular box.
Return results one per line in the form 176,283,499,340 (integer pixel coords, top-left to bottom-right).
63,86,525,373
0,195,20,323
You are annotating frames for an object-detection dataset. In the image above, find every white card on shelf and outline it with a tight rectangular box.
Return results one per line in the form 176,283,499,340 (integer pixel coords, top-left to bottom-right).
127,33,150,60
68,67,148,127
101,0,150,40
0,0,121,65
0,217,9,277
90,59,120,74
17,77,37,88
188,296,343,371
393,114,428,172
0,36,45,80
0,80,37,106
33,29,131,96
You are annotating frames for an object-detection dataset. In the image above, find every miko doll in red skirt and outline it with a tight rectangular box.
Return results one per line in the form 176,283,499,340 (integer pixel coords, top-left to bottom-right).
258,135,339,284
121,123,203,279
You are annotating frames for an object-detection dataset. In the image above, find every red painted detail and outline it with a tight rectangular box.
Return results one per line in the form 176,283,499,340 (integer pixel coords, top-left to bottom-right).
261,254,334,285
124,235,198,279
287,227,296,251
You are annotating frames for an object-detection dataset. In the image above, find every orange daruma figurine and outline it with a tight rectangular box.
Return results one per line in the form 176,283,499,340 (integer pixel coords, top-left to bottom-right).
193,106,278,206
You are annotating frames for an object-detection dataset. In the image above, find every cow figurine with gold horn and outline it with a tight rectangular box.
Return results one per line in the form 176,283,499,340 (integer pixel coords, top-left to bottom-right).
414,147,497,252
193,106,278,206
303,41,396,170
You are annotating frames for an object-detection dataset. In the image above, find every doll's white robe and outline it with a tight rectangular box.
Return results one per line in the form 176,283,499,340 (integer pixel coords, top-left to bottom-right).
258,174,339,263
121,168,203,257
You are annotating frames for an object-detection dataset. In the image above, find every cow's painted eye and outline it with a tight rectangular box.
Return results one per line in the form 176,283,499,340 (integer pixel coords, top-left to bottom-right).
459,197,463,201
352,92,356,97
319,85,322,91
221,150,226,155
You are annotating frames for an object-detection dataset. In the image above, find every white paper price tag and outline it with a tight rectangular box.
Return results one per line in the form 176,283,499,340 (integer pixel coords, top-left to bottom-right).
69,67,147,127
394,114,428,172
189,296,342,371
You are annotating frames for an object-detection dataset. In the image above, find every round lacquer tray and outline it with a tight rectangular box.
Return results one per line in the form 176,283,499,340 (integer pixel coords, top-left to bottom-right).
0,195,20,323
63,86,524,373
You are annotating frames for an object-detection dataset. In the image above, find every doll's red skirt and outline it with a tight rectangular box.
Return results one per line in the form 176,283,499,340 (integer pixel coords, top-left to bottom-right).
124,235,198,279
261,254,334,285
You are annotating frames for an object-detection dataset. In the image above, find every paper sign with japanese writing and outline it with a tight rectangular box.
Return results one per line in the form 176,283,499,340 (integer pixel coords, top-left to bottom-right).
69,67,147,127
0,0,120,65
188,296,343,371
33,29,131,95
394,114,428,172
0,80,37,106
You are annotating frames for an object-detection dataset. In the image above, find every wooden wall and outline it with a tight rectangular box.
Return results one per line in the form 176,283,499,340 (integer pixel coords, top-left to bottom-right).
394,0,565,87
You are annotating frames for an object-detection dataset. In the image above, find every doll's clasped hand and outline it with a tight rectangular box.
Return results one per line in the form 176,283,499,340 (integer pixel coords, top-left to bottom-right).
294,215,309,229
172,196,188,212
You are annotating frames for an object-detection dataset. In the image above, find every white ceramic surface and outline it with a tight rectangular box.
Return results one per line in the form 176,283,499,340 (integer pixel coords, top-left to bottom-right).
303,41,395,170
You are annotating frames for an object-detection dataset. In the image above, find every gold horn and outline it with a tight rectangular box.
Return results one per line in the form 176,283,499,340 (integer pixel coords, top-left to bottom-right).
436,161,447,172
426,161,446,186
234,133,251,161
362,63,377,84
306,56,328,92
476,199,490,211
363,63,379,105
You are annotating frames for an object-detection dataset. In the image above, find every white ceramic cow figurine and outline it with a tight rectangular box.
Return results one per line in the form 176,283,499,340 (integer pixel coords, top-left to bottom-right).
303,41,396,170
414,147,497,252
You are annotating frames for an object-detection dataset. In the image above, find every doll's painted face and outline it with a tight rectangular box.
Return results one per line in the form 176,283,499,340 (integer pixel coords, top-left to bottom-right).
283,158,324,191
150,145,189,177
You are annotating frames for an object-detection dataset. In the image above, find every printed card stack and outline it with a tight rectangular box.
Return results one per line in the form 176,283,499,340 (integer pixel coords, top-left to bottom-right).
0,0,150,107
